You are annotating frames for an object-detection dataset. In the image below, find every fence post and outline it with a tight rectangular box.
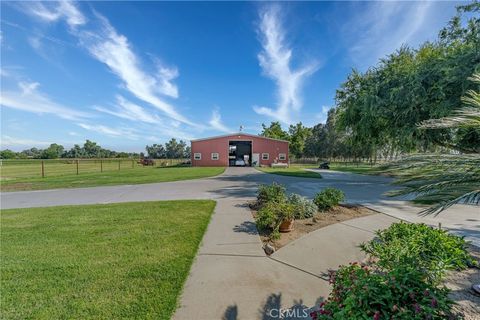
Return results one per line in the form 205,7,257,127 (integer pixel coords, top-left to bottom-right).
132,159,134,168
76,159,79,175
100,160,103,172
118,160,121,170
41,161,45,178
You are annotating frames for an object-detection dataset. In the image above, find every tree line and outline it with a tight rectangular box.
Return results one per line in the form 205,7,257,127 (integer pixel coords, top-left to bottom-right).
144,138,190,159
1,138,194,160
261,2,480,162
0,140,140,159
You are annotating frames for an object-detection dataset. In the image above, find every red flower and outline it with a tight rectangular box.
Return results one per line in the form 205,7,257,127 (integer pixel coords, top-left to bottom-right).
373,311,381,320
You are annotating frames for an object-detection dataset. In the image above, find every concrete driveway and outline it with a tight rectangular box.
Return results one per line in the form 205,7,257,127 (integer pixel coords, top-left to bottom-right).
1,167,478,319
0,166,397,208
2,167,476,245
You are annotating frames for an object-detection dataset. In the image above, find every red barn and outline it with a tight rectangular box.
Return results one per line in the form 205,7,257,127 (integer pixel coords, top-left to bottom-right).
191,133,289,167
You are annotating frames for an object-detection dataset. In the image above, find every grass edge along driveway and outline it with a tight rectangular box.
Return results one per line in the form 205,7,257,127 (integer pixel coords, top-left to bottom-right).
1,200,216,320
0,166,225,192
256,164,322,179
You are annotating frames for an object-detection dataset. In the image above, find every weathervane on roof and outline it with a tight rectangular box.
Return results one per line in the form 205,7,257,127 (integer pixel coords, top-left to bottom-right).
239,125,244,132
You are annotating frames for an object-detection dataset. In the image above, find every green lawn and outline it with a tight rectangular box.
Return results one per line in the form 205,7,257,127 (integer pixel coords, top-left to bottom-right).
256,164,322,179
1,200,216,319
0,166,225,192
329,163,384,175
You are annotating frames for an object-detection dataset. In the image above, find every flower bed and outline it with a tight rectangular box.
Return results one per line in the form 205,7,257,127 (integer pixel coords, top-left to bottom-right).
310,222,478,320
251,182,370,250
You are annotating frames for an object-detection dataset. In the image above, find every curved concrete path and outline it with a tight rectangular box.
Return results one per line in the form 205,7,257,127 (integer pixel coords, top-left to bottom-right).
1,167,478,319
2,167,477,245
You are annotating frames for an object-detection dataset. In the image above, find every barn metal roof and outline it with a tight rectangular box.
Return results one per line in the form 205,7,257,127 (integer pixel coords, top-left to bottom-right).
190,132,289,143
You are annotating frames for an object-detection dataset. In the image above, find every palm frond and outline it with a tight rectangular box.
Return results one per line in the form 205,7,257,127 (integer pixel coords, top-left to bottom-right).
385,153,480,215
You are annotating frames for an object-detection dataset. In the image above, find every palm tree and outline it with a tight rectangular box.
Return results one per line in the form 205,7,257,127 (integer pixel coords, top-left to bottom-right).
387,73,480,215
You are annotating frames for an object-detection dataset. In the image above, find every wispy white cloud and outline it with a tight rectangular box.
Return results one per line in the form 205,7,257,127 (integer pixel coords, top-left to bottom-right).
1,135,52,147
16,1,197,129
20,1,86,28
77,13,194,126
77,123,138,140
342,1,437,69
93,95,161,124
208,108,230,133
92,96,196,140
1,81,90,120
254,5,319,124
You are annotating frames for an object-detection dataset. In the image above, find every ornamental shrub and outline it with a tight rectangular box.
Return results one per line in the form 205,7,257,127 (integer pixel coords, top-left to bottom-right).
256,182,286,208
361,222,476,284
255,201,295,239
313,188,345,211
288,193,317,219
310,263,454,320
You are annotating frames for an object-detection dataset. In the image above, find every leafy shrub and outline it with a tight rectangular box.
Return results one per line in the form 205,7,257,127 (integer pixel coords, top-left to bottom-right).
361,222,476,283
288,193,317,219
313,188,345,211
311,263,454,320
255,201,295,239
256,182,286,208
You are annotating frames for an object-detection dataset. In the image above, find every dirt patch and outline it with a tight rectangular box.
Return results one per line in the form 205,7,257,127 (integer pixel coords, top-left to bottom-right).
252,204,375,250
445,245,480,320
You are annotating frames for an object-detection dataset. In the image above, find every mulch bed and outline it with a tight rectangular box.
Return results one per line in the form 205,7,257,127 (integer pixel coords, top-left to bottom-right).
251,204,374,250
445,244,480,320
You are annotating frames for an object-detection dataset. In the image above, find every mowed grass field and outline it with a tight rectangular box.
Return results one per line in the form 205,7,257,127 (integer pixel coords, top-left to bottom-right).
0,161,225,191
256,164,322,179
1,200,216,319
329,162,385,175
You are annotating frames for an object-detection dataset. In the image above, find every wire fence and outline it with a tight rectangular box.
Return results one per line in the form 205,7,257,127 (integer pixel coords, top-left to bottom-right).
0,158,189,180
290,157,391,166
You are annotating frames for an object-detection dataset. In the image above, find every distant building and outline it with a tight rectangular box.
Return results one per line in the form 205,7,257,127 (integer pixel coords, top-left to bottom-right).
190,133,289,167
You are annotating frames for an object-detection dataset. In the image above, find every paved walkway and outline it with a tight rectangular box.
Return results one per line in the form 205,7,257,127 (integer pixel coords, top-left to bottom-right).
1,167,478,319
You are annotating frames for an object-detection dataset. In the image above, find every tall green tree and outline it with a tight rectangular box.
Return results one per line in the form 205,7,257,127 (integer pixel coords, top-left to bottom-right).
389,72,480,214
260,122,289,141
333,2,480,158
83,140,102,158
165,138,187,159
0,149,17,159
40,144,64,159
145,144,166,158
288,122,311,158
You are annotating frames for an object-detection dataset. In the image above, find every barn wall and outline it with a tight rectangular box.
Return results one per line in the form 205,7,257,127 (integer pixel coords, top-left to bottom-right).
191,134,289,167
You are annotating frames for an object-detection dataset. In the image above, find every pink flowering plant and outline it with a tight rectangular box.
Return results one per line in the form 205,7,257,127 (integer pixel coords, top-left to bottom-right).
361,222,476,284
310,263,454,320
310,222,476,319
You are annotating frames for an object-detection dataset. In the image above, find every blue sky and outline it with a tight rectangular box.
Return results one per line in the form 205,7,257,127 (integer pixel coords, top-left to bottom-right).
1,1,461,152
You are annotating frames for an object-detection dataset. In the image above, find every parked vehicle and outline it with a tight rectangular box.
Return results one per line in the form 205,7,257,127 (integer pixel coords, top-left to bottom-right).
139,158,155,166
235,158,246,166
319,162,330,169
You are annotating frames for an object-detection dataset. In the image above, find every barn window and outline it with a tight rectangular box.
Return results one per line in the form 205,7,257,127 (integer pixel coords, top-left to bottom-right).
194,153,202,160
262,153,269,160
279,153,286,160
211,152,219,160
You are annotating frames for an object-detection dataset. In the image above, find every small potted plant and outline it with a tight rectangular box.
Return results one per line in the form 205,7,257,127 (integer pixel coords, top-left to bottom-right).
256,201,296,237
277,202,295,233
